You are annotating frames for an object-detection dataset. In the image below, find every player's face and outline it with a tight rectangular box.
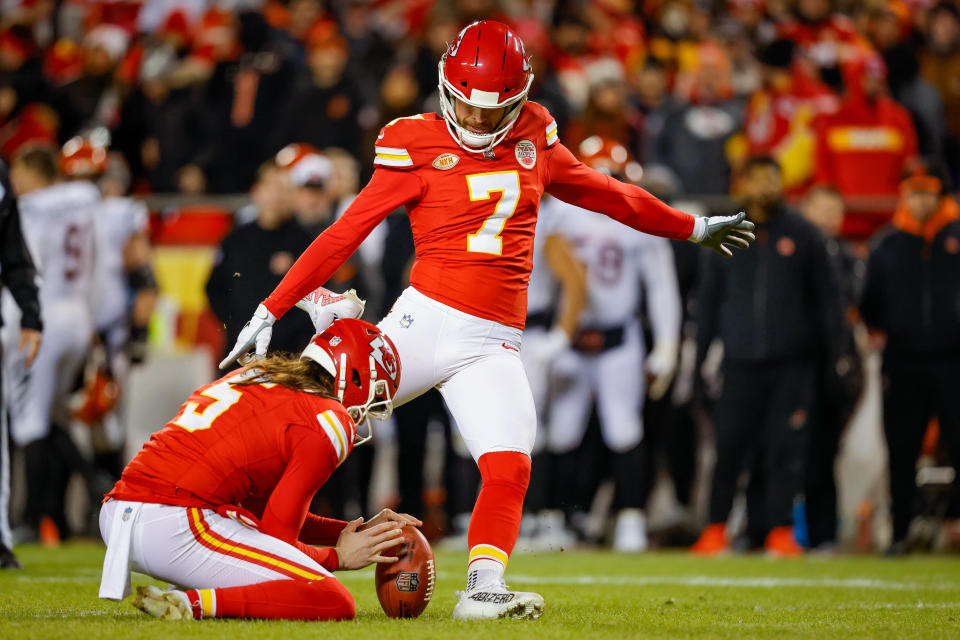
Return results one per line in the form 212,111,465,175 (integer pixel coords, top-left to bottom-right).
453,99,507,135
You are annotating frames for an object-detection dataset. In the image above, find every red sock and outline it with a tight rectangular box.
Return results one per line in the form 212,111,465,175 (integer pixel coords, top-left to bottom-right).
467,451,531,568
185,579,355,621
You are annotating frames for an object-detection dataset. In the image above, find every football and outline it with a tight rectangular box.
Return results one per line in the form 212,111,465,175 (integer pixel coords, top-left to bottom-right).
374,525,436,618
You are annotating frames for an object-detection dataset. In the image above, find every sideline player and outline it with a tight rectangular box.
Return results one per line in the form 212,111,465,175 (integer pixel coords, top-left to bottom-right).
3,146,97,541
0,158,43,569
61,134,158,480
99,319,419,621
545,137,682,552
220,21,755,619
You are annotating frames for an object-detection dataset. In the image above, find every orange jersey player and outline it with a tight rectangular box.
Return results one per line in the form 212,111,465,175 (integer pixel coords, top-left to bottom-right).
220,20,755,620
99,319,420,622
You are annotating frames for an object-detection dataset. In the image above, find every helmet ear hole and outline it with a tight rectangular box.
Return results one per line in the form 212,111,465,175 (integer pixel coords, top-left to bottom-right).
352,368,362,387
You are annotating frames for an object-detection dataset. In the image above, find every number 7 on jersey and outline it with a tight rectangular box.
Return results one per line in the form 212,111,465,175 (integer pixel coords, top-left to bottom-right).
466,171,520,255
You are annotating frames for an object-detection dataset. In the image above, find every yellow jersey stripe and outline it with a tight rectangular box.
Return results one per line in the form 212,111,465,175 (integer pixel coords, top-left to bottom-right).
373,156,414,167
374,152,411,161
320,411,348,464
190,509,326,581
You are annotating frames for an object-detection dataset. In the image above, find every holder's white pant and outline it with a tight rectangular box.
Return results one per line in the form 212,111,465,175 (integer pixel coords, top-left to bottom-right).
378,287,537,460
99,500,333,594
547,322,646,454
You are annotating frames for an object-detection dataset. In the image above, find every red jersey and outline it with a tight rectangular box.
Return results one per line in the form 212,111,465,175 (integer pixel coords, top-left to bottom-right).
263,101,695,329
107,369,355,570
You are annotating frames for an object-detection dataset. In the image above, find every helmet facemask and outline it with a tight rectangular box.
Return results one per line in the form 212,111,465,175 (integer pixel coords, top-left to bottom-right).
332,352,396,447
437,56,534,154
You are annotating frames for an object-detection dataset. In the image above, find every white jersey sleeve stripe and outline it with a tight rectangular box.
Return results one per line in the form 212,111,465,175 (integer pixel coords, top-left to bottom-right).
317,411,348,464
374,145,410,156
545,120,559,147
373,156,415,167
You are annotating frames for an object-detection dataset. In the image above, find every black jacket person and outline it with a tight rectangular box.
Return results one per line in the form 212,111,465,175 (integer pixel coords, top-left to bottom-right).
692,156,846,555
860,171,960,551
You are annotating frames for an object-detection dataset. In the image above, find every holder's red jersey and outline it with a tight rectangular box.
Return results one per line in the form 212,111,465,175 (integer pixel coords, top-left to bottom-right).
263,101,695,328
107,368,354,570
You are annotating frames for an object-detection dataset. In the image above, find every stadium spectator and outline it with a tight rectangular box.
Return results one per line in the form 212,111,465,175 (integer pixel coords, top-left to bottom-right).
190,12,297,193
271,27,366,162
692,155,845,556
53,24,129,140
860,167,960,555
739,39,838,195
777,0,870,90
920,2,960,184
565,79,642,158
647,45,744,195
813,53,918,237
205,158,314,359
112,44,203,193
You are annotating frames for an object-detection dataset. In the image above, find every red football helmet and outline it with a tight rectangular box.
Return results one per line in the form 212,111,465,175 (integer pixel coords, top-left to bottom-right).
438,20,534,153
577,135,644,184
301,319,401,444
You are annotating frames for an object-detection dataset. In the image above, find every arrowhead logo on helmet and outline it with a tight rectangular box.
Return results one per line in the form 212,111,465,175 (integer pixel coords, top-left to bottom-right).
438,21,534,154
301,319,402,445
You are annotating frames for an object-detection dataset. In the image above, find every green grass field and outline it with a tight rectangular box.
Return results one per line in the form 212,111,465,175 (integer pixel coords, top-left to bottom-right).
1,543,958,639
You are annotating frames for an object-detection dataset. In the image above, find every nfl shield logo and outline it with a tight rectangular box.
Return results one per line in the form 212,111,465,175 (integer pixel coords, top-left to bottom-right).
395,572,420,592
515,140,536,169
329,336,342,346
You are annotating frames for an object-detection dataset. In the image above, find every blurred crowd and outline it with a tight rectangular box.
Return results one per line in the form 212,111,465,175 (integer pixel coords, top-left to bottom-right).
2,0,960,559
1,0,960,214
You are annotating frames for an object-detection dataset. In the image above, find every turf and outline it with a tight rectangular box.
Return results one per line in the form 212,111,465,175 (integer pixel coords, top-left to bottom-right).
1,543,958,639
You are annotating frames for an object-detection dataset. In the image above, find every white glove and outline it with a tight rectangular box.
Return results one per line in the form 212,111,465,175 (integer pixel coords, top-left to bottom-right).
645,340,679,401
522,327,569,399
219,304,276,369
537,327,571,364
689,211,756,257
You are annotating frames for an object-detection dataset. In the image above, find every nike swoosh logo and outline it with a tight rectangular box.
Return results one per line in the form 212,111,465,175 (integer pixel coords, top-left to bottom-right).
501,343,519,352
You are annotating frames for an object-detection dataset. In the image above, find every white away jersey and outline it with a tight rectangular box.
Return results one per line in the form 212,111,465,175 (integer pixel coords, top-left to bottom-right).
92,196,149,330
17,181,98,305
552,199,681,341
525,197,563,316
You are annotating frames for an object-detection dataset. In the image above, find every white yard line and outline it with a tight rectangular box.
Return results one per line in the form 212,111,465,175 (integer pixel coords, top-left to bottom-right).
334,570,959,591
15,571,959,593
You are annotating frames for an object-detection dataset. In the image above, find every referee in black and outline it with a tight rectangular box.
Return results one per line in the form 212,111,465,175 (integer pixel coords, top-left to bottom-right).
0,159,43,569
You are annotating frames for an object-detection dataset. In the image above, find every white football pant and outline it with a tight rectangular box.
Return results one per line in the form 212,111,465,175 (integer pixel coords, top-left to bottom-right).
547,321,646,454
2,300,92,446
99,500,333,595
378,287,537,460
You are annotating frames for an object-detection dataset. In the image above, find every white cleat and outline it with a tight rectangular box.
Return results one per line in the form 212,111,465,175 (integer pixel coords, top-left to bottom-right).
295,287,366,333
452,581,545,620
132,585,194,621
613,508,648,553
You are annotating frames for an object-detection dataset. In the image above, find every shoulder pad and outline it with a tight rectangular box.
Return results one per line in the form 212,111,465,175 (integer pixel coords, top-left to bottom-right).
373,114,432,170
